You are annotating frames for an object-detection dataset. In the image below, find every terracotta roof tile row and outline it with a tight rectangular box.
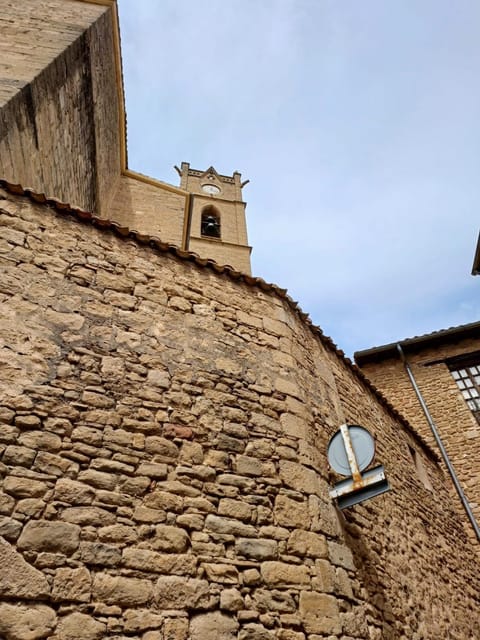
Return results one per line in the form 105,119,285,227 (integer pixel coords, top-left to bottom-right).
0,178,438,462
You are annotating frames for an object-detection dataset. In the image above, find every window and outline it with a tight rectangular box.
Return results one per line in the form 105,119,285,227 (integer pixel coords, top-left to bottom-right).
450,362,480,424
201,206,221,239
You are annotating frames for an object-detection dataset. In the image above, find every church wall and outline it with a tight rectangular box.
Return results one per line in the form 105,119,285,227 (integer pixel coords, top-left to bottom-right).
0,0,106,108
358,340,480,540
108,175,187,246
88,7,122,215
0,190,479,640
0,1,119,214
189,237,252,275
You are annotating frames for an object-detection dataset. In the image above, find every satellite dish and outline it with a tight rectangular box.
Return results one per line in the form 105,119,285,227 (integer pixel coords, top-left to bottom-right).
327,425,375,476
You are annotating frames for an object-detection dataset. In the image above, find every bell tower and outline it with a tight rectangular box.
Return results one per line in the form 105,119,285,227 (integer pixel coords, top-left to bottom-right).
177,162,252,275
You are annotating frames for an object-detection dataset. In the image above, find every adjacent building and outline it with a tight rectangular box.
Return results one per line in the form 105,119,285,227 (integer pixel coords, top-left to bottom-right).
355,321,480,537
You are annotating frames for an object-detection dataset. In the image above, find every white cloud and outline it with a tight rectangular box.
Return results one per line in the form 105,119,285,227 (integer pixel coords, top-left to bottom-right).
118,0,480,356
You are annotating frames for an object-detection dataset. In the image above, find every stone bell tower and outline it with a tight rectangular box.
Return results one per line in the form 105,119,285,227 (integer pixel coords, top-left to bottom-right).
178,162,252,275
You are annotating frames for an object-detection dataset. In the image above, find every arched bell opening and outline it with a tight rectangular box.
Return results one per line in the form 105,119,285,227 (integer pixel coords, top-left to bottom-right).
201,206,221,239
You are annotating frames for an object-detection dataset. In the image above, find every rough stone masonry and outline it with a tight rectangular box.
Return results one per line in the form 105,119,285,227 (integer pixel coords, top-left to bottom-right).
0,188,479,639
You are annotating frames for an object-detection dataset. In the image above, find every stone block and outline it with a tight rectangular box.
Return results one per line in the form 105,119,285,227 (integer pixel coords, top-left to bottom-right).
3,476,48,498
2,445,36,466
82,390,115,408
176,464,216,482
18,430,62,452
133,506,167,523
205,514,256,537
189,611,238,640
298,591,340,634
274,377,303,399
215,433,246,453
93,573,153,607
287,530,327,558
328,540,355,571
202,562,239,583
274,494,310,529
179,441,204,464
78,541,122,567
98,524,138,544
120,475,151,496
145,437,179,459
54,478,95,504
253,589,296,613
123,608,165,633
151,524,189,552
155,576,210,609
308,495,342,538
122,548,196,575
147,369,170,388
163,617,189,640
235,537,277,560
0,536,50,598
0,603,56,640
55,612,106,640
18,520,80,554
60,506,116,526
220,587,244,611
243,568,261,586
312,559,335,592
52,566,91,602
176,513,204,530
278,460,322,495
144,490,183,512
34,451,77,477
0,515,22,540
78,469,117,491
260,561,310,587
235,455,275,477
218,498,253,521
137,462,168,478
0,491,15,514
277,632,305,640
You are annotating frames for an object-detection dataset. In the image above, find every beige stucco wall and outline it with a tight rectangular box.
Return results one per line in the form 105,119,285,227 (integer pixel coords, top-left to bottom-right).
0,188,478,640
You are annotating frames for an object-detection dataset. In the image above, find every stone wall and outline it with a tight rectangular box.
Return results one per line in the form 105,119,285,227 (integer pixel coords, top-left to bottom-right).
0,187,479,640
0,0,119,214
358,340,480,539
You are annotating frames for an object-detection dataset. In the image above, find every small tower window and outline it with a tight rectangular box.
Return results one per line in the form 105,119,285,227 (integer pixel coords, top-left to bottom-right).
201,206,221,238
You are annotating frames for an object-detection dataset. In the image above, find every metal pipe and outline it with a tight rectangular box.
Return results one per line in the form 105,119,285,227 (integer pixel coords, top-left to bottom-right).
396,343,480,541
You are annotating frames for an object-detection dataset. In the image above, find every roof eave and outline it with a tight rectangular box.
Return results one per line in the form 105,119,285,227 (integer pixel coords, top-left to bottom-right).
355,320,480,366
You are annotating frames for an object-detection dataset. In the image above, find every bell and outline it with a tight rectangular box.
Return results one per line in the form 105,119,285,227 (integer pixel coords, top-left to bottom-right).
202,216,220,237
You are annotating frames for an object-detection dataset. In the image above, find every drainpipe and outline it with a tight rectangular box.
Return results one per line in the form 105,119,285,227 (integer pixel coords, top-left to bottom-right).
396,343,480,542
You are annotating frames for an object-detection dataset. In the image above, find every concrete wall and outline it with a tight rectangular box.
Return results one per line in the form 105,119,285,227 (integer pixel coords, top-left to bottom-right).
358,339,480,539
0,187,478,640
0,0,120,214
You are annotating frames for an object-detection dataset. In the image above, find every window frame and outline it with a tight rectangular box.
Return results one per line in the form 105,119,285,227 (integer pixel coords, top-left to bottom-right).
448,356,480,425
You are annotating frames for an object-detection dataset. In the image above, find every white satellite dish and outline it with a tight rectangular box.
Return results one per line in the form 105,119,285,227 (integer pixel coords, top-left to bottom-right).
327,425,375,476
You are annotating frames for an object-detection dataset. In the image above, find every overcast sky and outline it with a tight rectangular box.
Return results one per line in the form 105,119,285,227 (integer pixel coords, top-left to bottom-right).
117,0,480,357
